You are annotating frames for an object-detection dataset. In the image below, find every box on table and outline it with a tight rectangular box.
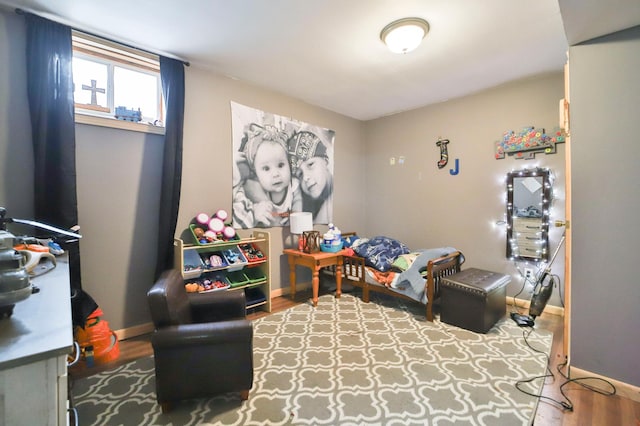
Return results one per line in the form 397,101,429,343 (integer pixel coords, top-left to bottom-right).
440,268,510,333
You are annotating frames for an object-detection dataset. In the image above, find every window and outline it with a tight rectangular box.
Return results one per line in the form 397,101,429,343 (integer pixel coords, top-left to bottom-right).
71,31,164,133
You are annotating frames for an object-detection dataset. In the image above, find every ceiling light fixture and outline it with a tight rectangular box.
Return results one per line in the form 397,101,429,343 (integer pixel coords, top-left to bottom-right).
380,17,430,54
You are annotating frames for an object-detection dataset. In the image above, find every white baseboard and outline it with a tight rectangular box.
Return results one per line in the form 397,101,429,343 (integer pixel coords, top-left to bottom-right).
506,299,639,403
116,283,315,339
569,366,640,403
114,293,557,339
114,322,154,340
270,281,312,298
273,288,565,316
506,297,564,316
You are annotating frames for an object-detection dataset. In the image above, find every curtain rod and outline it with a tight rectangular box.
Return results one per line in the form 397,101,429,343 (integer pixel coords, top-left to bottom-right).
15,8,190,66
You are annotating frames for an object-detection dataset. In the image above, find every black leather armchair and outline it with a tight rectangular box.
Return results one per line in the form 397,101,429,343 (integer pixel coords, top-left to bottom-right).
147,269,253,413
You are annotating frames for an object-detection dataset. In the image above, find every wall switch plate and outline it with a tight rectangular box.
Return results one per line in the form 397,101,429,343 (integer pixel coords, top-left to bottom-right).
524,268,534,280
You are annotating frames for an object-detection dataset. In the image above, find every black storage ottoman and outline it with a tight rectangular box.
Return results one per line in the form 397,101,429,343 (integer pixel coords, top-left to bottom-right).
441,268,510,333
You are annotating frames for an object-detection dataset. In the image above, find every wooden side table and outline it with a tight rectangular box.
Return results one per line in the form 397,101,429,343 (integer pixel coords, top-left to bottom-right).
283,249,344,307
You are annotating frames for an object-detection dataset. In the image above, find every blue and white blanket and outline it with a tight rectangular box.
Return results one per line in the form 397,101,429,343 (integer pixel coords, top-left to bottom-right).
383,246,462,304
350,236,461,304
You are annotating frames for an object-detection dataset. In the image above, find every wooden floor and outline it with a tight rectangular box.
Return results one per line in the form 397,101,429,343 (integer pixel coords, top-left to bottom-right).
69,288,640,425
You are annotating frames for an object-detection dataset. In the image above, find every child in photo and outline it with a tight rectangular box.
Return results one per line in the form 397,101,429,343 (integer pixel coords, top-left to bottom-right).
232,123,302,228
287,130,333,224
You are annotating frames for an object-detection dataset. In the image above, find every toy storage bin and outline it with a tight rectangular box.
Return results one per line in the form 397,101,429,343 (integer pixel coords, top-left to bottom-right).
221,247,248,271
245,287,267,307
182,250,203,279
190,223,240,245
238,243,267,263
226,270,250,288
198,280,230,293
187,272,230,293
244,267,267,284
200,251,227,270
440,268,510,333
189,224,209,245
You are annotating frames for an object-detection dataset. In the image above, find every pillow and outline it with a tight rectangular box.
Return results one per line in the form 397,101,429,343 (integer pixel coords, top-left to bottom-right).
351,236,410,272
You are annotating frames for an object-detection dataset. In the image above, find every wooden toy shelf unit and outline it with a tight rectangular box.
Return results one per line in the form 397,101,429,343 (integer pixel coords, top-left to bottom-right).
173,230,271,313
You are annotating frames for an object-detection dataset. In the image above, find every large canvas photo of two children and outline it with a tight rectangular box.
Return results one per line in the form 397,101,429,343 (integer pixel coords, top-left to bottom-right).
230,101,335,229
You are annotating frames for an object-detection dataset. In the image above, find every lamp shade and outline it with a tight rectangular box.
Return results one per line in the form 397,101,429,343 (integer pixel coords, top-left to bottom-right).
290,212,313,234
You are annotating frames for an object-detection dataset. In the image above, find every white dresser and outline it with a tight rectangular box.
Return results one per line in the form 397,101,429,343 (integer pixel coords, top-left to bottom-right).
0,257,72,426
512,217,545,259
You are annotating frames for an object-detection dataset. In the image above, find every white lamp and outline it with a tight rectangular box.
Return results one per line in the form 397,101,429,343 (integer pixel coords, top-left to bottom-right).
289,212,313,251
380,17,430,54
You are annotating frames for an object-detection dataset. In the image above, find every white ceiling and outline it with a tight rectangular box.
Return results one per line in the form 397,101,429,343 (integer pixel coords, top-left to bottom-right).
559,0,640,45
1,0,638,121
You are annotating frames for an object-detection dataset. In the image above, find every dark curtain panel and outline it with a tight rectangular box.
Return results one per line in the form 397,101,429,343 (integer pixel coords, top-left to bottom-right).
25,14,93,320
25,13,78,230
155,56,185,279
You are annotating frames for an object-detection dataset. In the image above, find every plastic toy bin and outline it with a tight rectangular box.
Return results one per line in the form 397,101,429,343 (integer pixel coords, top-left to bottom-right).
189,224,208,245
226,270,250,288
238,243,267,263
200,251,227,270
222,247,248,271
182,250,203,279
185,273,230,293
245,287,267,306
244,267,267,284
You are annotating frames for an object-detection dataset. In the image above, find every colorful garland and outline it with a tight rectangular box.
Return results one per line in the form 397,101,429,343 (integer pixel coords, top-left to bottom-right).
495,126,565,160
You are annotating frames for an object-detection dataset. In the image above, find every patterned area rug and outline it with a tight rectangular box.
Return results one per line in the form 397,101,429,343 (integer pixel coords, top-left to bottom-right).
73,294,552,425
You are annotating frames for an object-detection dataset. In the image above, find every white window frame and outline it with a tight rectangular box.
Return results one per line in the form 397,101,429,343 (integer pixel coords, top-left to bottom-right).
72,31,165,135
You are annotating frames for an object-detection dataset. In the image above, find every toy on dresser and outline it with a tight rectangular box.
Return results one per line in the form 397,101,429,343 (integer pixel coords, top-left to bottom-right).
190,209,237,244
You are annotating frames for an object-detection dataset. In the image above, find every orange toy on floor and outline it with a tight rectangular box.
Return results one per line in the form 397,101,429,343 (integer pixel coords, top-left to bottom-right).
74,308,120,366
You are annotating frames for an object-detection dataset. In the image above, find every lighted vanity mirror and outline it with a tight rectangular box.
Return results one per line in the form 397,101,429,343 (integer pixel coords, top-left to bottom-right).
506,168,552,262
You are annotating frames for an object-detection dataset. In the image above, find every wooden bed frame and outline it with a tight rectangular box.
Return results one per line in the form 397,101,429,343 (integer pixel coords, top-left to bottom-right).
329,233,464,321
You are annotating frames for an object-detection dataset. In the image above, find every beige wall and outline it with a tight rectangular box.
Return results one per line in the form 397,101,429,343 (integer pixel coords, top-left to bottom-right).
1,9,566,331
0,11,33,219
568,26,640,387
75,124,163,329
0,8,366,330
176,69,566,307
178,66,367,294
364,72,566,305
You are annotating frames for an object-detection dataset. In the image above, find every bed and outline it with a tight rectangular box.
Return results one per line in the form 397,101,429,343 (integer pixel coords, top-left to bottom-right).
328,233,464,321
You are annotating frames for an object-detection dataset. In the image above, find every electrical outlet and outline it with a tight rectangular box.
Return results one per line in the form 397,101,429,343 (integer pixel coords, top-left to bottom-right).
524,268,534,280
